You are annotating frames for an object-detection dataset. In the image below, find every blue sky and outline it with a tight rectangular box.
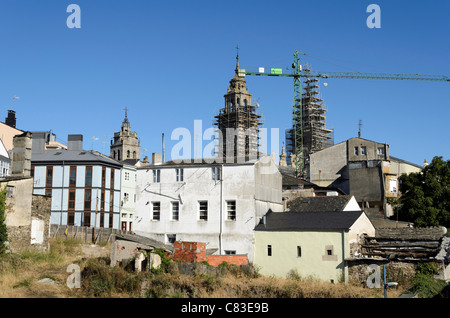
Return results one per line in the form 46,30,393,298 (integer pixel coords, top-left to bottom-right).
0,0,449,166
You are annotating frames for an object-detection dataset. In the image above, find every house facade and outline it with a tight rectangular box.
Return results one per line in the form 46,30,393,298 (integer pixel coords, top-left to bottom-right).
308,137,423,219
31,134,122,229
254,210,375,282
134,155,283,262
120,163,137,231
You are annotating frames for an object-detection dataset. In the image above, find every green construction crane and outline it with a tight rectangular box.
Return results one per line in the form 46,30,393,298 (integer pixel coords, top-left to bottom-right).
240,50,450,177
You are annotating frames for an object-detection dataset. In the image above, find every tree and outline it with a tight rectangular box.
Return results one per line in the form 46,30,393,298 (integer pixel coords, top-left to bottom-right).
0,186,8,254
398,156,450,227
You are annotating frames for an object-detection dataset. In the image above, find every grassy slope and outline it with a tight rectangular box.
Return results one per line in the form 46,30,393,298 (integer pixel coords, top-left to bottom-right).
0,238,411,298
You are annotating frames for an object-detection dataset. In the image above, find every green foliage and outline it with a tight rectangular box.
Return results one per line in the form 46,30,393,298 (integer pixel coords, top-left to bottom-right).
0,186,8,255
398,156,450,227
409,263,447,298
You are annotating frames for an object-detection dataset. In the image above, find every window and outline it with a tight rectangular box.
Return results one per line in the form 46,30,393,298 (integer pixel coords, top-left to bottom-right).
109,213,113,228
110,169,115,189
69,166,76,187
152,202,161,220
227,200,236,220
68,189,76,211
167,234,176,244
176,168,184,182
124,193,129,202
153,170,160,183
100,213,104,228
85,166,92,187
267,245,272,256
199,201,208,221
84,189,91,210
109,191,114,212
297,246,302,257
377,147,385,155
172,201,179,220
225,250,236,255
322,245,338,261
354,146,359,156
46,166,53,187
125,172,129,181
83,212,90,227
100,190,105,211
67,212,75,226
101,167,106,187
212,167,221,181
361,146,367,155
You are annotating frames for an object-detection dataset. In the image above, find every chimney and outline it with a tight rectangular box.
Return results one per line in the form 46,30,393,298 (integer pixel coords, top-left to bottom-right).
68,134,83,151
11,131,32,178
152,153,162,164
5,110,16,128
31,131,46,154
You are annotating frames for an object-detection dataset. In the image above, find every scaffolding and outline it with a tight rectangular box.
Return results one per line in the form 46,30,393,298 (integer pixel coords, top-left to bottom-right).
286,64,333,167
213,102,263,159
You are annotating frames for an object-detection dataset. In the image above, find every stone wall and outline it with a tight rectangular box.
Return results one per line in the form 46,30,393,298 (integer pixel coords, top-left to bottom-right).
375,227,446,240
348,259,417,287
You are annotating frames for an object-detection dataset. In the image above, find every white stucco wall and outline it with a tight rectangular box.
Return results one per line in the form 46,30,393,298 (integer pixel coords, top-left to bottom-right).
134,158,283,262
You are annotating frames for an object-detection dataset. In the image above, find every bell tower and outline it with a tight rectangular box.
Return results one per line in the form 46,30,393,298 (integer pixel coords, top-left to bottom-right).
110,108,141,161
214,49,263,161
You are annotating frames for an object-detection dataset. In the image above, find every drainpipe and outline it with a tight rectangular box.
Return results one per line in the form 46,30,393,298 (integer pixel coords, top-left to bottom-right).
60,161,65,225
342,230,347,283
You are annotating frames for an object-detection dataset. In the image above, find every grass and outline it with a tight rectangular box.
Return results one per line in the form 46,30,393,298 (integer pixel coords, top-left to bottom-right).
0,239,447,298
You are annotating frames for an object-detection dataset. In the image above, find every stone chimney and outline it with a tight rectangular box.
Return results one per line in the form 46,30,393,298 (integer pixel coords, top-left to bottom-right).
152,153,162,165
11,131,32,178
68,134,83,151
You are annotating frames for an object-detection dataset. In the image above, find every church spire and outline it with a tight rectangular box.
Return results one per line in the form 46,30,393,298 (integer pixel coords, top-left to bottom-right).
122,107,130,128
235,45,240,75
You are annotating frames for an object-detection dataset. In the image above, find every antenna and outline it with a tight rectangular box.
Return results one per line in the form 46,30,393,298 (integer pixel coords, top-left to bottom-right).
358,119,362,138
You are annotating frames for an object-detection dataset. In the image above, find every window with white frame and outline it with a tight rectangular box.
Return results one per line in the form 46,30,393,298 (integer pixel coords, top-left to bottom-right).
199,201,208,221
176,168,184,182
227,200,236,220
152,202,160,220
153,169,160,183
171,201,179,220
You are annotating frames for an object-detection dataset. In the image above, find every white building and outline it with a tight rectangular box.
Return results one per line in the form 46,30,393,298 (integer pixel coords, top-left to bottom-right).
31,134,122,229
0,138,11,177
120,162,137,231
135,156,283,262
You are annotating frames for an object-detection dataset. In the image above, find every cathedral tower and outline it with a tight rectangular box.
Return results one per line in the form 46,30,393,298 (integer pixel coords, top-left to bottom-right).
214,52,263,161
110,108,141,161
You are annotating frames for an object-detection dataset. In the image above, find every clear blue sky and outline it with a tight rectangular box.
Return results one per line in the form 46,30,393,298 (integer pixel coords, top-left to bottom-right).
1,0,449,166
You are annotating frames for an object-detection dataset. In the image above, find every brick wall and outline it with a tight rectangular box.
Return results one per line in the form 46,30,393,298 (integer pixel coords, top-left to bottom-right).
206,254,248,267
173,241,248,267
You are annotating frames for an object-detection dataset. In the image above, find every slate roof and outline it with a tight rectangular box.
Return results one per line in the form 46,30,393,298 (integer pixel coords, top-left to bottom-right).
31,149,122,167
287,195,354,212
255,210,365,231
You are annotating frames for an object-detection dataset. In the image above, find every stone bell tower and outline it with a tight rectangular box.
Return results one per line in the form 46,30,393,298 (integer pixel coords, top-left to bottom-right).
213,50,263,161
110,108,141,161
